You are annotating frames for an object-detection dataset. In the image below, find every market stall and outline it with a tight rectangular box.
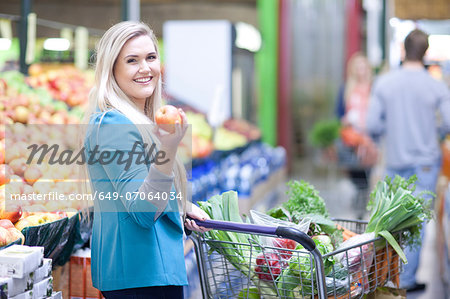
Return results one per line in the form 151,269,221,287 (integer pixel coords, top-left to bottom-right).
0,62,286,298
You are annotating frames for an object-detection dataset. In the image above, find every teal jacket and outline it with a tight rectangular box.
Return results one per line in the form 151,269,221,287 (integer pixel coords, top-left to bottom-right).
85,109,188,291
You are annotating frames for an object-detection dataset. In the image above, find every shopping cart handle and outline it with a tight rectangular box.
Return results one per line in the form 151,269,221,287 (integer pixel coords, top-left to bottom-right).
188,218,316,252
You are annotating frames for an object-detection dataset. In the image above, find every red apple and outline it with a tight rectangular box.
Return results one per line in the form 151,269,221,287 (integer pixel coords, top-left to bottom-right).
14,218,32,232
24,165,43,185
155,105,183,134
7,175,25,196
5,144,21,164
0,78,7,96
0,164,12,186
13,106,30,124
0,227,9,246
22,184,33,195
9,157,28,176
0,219,14,229
7,227,24,245
0,204,23,223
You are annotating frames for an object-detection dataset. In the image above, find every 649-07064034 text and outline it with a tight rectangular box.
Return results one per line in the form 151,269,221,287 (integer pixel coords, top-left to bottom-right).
7,191,183,202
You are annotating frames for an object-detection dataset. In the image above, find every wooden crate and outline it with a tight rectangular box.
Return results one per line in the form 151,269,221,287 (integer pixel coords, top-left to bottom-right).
69,256,103,299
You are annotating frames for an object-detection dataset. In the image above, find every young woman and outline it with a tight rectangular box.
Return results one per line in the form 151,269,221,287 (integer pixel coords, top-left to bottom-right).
336,53,373,132
335,53,377,218
83,21,209,299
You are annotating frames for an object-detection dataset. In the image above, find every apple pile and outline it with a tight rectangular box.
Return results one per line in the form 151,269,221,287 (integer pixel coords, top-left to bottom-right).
213,127,247,151
223,118,261,141
0,72,86,242
0,219,25,247
26,64,94,108
185,111,214,159
2,125,86,211
14,210,78,232
0,71,82,125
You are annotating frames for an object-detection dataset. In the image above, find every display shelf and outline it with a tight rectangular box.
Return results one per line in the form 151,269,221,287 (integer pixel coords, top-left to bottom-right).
238,166,287,214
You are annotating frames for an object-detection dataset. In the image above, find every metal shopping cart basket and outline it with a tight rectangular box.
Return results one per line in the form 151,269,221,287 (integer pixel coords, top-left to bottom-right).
336,139,373,219
190,218,402,299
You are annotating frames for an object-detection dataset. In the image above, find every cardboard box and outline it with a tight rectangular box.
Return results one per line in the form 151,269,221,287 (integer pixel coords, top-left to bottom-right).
49,291,62,299
0,258,51,297
0,279,7,299
32,276,53,299
32,259,52,283
0,275,33,297
0,246,44,279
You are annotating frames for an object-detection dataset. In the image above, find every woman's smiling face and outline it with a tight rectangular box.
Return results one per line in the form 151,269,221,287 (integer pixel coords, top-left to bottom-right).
113,34,160,109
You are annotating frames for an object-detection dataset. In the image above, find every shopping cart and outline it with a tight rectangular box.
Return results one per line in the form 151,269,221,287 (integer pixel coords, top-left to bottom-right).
190,218,401,299
336,139,373,219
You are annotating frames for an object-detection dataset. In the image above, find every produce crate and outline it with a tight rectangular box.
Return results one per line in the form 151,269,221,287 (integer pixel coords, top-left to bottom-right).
69,256,103,299
191,219,403,299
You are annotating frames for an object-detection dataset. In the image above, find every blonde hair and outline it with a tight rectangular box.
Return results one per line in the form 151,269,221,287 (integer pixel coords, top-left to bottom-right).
344,52,372,104
84,21,187,216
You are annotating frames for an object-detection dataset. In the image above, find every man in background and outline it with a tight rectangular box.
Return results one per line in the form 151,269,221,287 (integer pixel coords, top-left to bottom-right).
366,29,450,292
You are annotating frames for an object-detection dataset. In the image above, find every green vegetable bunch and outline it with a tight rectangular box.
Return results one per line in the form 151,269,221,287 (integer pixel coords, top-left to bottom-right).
308,119,341,149
277,236,335,297
366,175,434,263
197,191,258,262
198,191,277,297
269,180,329,220
268,180,342,245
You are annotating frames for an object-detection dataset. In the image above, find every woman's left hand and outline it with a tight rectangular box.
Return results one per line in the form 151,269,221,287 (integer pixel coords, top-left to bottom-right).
185,203,212,233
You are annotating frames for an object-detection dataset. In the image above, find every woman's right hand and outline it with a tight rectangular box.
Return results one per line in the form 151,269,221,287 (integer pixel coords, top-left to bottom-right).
152,109,188,176
154,108,188,153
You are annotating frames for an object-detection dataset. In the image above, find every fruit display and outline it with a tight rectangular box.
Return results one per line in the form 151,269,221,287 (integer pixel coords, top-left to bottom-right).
27,63,94,108
223,118,261,141
14,211,77,232
191,135,214,159
185,111,214,159
0,64,264,258
3,124,86,212
182,110,261,159
213,126,248,151
0,219,25,247
0,69,87,249
0,71,82,125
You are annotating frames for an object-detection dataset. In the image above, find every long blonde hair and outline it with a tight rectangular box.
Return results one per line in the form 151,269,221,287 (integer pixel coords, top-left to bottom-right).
344,52,372,104
84,21,187,216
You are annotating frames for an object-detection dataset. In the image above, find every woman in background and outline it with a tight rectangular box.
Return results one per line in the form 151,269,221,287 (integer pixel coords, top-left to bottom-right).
335,53,377,218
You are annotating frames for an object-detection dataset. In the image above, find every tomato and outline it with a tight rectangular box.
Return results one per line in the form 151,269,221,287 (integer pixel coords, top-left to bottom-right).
255,252,281,281
273,238,297,260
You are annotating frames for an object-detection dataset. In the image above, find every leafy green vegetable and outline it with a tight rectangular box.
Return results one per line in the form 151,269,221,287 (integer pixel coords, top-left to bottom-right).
269,180,329,219
309,118,341,148
277,238,335,297
237,288,260,299
365,175,433,263
267,180,342,246
198,191,278,297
